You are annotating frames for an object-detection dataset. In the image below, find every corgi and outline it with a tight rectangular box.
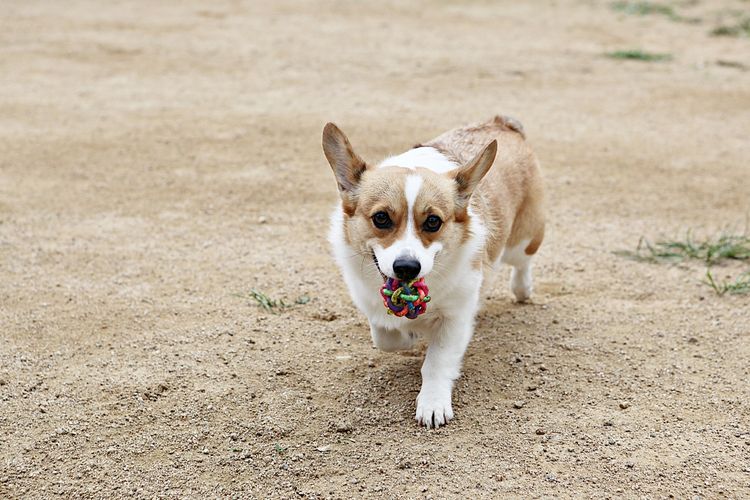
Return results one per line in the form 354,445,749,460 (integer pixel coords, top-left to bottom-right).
323,116,544,428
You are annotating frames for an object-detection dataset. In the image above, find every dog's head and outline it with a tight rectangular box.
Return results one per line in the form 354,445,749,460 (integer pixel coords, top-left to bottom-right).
323,123,496,282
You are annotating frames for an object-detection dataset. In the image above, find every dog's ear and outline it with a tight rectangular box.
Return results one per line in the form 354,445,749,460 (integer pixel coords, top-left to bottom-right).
452,140,497,207
322,123,367,199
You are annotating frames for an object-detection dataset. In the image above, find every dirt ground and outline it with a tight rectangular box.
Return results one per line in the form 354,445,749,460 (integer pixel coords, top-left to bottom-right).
1,0,749,498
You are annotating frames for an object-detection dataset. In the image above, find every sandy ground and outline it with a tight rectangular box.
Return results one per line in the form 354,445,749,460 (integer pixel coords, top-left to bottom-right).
1,0,749,498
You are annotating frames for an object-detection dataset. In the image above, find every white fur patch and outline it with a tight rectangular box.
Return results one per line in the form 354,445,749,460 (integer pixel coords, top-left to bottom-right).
404,174,422,217
379,147,457,174
500,238,534,301
500,238,532,267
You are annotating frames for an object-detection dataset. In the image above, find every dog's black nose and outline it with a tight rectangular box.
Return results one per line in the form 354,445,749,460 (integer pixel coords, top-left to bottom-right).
393,258,421,281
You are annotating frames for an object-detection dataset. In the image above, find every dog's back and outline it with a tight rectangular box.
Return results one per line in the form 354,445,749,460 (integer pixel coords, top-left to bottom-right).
421,115,545,266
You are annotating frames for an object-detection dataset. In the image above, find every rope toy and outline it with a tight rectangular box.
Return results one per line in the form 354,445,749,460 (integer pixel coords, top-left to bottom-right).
380,277,431,319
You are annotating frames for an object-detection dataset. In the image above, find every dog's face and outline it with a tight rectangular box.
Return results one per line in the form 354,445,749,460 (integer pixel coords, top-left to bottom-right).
323,123,496,282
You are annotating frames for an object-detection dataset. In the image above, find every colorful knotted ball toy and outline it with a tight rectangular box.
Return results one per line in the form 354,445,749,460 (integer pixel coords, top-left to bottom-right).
380,277,431,319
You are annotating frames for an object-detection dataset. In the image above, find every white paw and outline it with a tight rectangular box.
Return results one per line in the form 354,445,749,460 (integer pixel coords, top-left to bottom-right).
511,267,532,302
371,326,416,352
415,387,454,429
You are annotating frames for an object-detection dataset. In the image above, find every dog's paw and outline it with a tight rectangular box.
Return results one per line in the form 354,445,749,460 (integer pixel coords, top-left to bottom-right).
370,325,416,352
511,266,533,302
415,387,453,429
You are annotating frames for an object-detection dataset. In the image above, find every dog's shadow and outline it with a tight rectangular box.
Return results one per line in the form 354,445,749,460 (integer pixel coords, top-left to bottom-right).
336,352,422,427
341,299,548,427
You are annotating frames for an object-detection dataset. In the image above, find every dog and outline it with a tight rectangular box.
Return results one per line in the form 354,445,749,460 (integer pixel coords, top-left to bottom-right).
323,116,544,428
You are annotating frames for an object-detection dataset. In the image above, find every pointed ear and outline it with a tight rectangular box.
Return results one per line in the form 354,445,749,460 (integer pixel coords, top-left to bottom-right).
452,140,497,207
322,123,367,197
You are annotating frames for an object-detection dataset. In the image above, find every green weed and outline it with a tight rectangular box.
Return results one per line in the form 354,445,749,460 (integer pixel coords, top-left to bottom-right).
274,443,287,455
611,1,699,23
606,50,672,62
616,232,750,265
612,1,676,17
617,231,750,297
237,289,311,313
710,18,750,37
705,269,750,296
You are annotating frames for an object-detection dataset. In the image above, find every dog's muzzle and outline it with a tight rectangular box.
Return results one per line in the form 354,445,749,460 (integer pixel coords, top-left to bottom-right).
372,253,387,281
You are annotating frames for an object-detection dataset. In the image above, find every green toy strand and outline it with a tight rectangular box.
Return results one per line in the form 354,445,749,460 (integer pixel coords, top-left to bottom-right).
399,294,419,301
382,287,428,303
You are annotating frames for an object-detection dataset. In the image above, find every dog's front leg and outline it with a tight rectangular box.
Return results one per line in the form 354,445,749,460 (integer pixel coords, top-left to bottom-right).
415,313,474,428
370,322,416,352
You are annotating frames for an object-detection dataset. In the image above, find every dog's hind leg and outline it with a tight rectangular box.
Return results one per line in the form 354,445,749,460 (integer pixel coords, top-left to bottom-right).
502,184,545,302
501,240,535,302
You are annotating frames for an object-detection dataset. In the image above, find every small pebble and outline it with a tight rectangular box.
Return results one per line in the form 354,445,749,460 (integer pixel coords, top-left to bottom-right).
258,216,268,224
535,428,546,435
604,420,614,427
335,422,353,434
513,401,526,409
619,402,630,410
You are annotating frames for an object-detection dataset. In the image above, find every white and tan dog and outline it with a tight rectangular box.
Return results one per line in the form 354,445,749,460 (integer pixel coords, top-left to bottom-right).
323,116,544,428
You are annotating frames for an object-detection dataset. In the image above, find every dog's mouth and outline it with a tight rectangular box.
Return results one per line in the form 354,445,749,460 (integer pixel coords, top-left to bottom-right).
371,253,388,282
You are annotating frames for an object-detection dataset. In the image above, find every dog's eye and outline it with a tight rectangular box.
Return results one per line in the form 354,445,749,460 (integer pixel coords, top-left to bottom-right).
423,215,443,232
372,211,393,229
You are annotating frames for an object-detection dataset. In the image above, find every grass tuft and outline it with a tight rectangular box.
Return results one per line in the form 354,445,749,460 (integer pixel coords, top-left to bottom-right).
705,270,750,296
612,1,675,17
710,18,750,38
615,232,750,265
606,50,672,62
237,290,311,313
248,289,289,311
274,443,287,455
611,1,699,23
617,231,750,297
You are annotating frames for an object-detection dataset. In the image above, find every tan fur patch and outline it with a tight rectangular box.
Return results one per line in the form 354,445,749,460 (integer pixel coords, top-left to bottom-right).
412,169,459,247
344,168,408,251
422,115,545,265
